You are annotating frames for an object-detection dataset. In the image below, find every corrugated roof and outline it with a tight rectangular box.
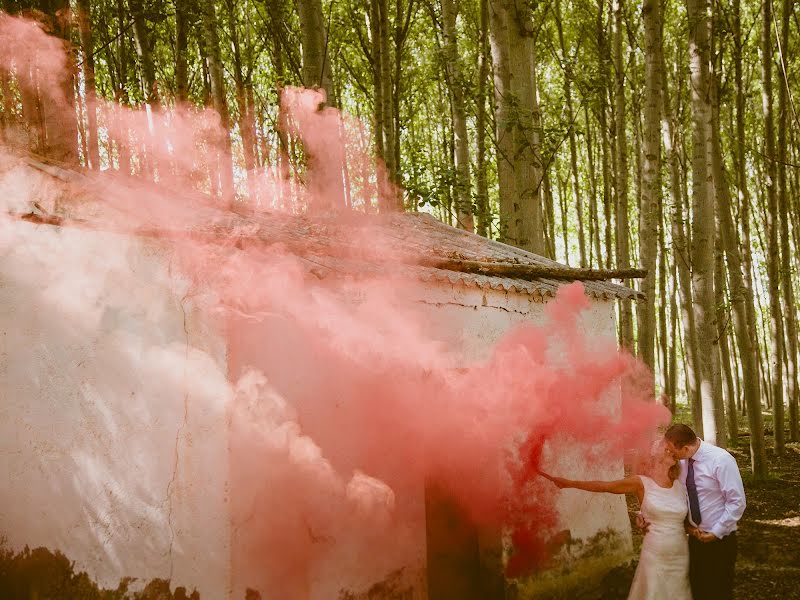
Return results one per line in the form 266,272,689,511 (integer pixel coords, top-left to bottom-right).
12,155,641,301
233,210,642,301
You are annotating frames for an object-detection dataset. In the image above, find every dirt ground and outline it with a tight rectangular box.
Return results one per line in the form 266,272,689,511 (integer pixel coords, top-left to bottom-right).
591,436,800,599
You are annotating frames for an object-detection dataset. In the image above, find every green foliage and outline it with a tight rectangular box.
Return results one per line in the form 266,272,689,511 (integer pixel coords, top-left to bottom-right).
0,541,199,599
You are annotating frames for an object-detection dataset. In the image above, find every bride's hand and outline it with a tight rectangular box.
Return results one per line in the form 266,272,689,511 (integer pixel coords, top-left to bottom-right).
540,472,569,489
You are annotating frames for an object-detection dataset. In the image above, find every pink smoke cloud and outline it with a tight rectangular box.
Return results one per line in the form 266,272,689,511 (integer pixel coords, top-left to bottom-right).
0,11,671,596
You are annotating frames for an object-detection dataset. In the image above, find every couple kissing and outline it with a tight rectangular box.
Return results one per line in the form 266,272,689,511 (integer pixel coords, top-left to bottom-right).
542,424,745,600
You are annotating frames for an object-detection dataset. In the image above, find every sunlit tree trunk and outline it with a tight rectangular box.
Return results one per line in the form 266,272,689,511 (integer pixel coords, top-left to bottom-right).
638,0,662,376
687,0,725,446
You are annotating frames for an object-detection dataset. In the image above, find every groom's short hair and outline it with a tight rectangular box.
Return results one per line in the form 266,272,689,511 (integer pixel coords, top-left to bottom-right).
664,424,697,449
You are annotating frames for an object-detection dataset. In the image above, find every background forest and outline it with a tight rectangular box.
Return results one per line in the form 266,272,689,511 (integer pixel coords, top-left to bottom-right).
0,0,798,482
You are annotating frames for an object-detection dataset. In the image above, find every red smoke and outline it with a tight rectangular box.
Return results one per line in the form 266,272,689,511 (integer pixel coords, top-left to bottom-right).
0,12,670,597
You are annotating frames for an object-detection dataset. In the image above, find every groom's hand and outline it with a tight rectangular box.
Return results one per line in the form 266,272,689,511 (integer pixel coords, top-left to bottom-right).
635,512,650,533
694,530,717,543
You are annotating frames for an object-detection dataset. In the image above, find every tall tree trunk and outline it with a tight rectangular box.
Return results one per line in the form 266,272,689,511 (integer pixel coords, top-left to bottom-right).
298,0,333,100
712,85,768,476
667,113,702,430
715,237,739,445
555,0,585,266
687,0,725,446
613,0,633,351
777,0,798,443
76,0,100,169
297,0,346,212
129,0,160,108
586,106,603,267
200,0,235,204
129,0,159,176
225,0,258,200
369,0,400,211
378,0,397,197
475,0,490,238
638,0,662,376
600,106,614,270
664,46,703,430
15,1,79,163
761,0,785,455
733,0,764,427
489,0,544,253
658,200,670,401
597,0,614,270
557,159,569,264
175,0,190,104
0,70,14,142
113,0,131,173
441,0,473,231
669,261,679,413
267,0,290,204
543,167,556,259
488,0,516,244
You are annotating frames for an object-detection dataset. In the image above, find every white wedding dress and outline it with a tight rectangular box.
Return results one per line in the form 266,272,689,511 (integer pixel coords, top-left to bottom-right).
627,475,692,600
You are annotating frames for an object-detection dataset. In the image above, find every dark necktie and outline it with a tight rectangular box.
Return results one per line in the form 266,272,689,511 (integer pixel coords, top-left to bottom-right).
687,458,702,525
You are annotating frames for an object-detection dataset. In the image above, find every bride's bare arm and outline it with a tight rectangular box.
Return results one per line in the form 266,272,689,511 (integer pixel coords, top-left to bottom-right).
541,473,643,496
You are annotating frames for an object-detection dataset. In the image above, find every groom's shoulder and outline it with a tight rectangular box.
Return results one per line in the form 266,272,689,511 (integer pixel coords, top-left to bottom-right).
706,443,739,464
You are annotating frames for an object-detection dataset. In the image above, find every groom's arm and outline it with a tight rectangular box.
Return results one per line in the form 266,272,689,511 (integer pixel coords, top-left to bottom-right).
708,453,746,540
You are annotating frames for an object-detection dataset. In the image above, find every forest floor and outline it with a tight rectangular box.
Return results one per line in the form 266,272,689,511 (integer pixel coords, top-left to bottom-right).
592,433,800,599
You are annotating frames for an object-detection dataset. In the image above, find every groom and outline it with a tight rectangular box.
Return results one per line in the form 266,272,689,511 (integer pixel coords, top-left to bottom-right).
664,424,746,600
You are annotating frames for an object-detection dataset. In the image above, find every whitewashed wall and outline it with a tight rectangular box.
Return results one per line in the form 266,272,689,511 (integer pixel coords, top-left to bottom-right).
413,283,633,597
0,217,630,599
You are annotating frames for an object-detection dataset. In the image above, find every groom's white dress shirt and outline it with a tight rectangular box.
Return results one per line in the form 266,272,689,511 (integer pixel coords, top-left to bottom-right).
679,440,746,539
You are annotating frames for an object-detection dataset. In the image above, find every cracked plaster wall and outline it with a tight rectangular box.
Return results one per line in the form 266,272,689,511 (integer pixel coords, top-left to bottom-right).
0,220,231,598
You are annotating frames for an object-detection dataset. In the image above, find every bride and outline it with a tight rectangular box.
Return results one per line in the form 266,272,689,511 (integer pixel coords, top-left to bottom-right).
541,441,693,600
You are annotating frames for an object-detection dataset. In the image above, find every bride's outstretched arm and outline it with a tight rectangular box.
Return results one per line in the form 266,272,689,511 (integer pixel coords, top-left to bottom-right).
540,473,643,496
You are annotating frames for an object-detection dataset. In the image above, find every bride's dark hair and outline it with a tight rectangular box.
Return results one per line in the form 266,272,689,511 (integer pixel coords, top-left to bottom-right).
667,461,681,482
